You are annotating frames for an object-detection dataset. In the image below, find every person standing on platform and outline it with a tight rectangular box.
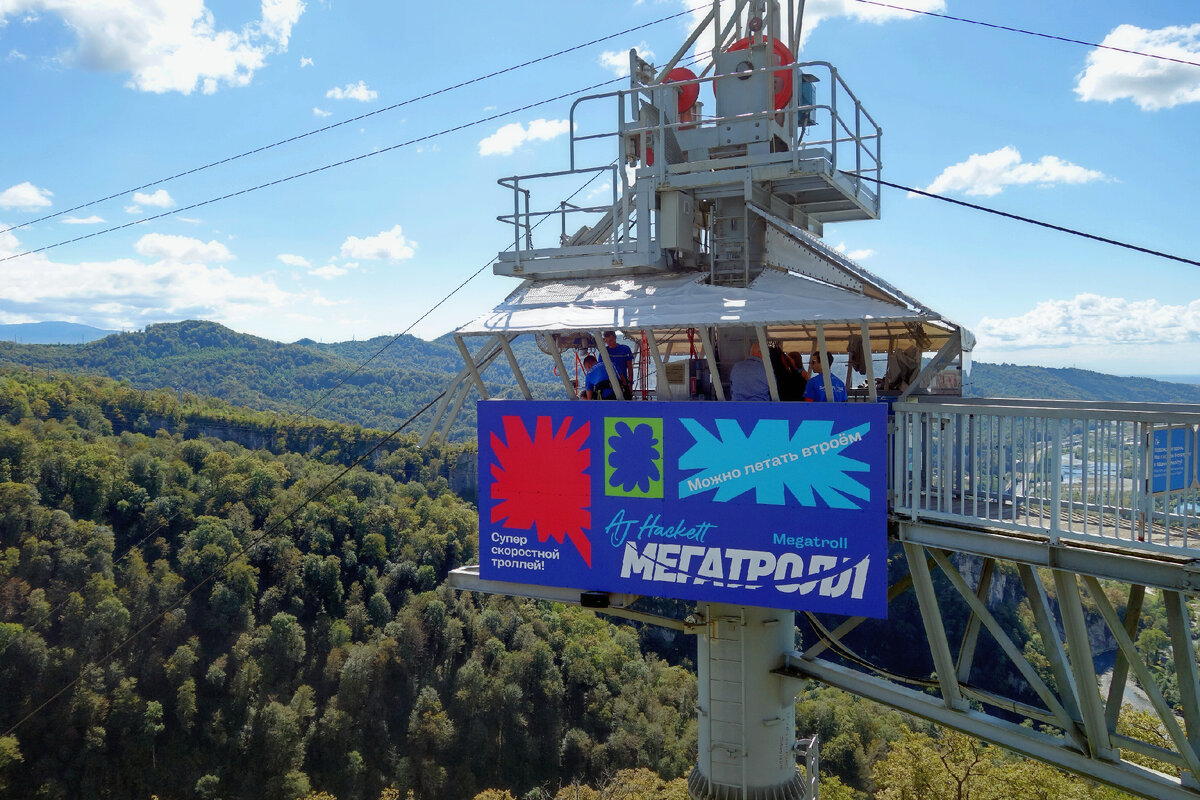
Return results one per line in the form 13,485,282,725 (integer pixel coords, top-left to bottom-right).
804,352,847,402
602,330,633,394
730,342,771,401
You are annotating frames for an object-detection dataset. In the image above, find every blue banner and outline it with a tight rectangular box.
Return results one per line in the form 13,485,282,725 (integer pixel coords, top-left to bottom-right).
478,401,888,617
1151,427,1198,493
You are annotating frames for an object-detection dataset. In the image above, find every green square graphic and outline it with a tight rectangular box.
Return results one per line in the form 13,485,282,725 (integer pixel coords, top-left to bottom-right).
604,417,664,499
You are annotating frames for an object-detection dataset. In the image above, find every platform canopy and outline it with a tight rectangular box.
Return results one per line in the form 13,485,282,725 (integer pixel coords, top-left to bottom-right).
456,265,973,351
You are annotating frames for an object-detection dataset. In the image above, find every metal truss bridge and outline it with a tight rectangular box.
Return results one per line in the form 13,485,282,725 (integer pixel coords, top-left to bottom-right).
773,396,1200,800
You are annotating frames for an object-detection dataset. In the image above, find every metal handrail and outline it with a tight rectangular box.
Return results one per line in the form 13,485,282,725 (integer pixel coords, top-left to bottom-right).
497,164,625,264
503,59,883,265
603,60,882,199
892,400,1200,556
795,734,820,800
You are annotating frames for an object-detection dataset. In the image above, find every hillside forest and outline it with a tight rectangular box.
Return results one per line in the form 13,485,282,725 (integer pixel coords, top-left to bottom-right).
2,321,1199,445
0,356,1187,799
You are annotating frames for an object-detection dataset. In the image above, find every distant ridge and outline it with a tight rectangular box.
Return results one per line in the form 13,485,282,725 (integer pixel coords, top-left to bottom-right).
1143,374,1200,387
967,363,1200,404
0,320,118,344
1,321,1198,437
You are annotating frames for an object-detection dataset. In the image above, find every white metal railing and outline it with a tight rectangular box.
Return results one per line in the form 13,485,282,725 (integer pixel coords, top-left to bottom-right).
496,58,882,261
796,734,820,800
891,398,1200,555
568,60,882,198
496,163,630,268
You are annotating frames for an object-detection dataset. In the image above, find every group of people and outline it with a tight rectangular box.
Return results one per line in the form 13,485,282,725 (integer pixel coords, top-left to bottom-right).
577,331,847,403
730,341,847,402
580,330,634,399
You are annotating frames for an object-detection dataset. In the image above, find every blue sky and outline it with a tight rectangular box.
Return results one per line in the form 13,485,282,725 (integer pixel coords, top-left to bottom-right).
1,0,1198,376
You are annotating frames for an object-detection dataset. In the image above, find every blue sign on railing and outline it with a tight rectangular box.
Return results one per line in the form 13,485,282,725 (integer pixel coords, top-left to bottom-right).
478,401,888,617
1151,427,1198,494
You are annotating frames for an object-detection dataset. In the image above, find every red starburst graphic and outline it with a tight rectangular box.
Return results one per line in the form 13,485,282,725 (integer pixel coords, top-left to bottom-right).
490,415,592,566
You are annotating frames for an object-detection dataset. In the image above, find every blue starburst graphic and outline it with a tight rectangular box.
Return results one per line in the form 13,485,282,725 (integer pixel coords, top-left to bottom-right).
677,418,871,507
605,418,664,498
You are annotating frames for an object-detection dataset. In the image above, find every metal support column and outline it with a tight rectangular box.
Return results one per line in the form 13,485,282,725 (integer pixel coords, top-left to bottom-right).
1166,590,1200,790
645,329,671,400
497,334,532,400
699,326,726,401
1054,571,1116,760
690,603,804,800
902,542,964,709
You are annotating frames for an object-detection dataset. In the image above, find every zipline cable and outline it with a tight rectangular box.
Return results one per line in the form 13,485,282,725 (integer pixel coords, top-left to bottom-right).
847,173,1200,268
852,0,1200,69
0,4,701,237
0,160,617,674
289,155,622,422
0,69,644,266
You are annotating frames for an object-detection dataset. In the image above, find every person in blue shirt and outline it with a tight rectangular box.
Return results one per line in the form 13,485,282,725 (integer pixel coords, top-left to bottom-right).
730,342,771,401
602,330,633,389
582,355,616,399
803,352,847,402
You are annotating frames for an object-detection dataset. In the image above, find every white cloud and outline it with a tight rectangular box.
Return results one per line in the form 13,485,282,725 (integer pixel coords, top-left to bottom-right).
340,225,416,261
277,253,310,267
586,182,613,201
300,55,313,67
62,215,105,224
135,233,232,263
0,181,53,210
478,118,571,156
132,189,175,208
7,48,26,62
977,294,1200,349
307,293,343,307
309,264,348,279
0,226,19,259
0,228,303,331
920,146,1107,198
312,106,331,117
325,80,377,101
175,216,202,224
680,0,944,50
834,242,874,260
598,42,655,76
806,0,944,23
0,0,306,95
1075,24,1200,111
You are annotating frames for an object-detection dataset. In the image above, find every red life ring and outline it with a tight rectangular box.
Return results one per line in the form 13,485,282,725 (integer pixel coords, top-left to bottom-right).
664,67,700,113
724,35,794,110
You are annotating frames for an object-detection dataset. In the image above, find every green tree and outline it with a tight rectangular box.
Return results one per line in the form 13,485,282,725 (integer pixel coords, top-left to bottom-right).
0,735,23,794
405,687,455,799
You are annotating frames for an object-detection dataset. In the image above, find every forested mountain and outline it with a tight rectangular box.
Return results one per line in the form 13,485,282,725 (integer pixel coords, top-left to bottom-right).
0,332,1190,799
0,322,1197,449
0,322,558,440
967,362,1200,403
2,320,1199,424
0,371,696,799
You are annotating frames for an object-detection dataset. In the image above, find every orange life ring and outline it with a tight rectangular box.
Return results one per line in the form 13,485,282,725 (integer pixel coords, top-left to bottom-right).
724,35,794,110
664,67,700,113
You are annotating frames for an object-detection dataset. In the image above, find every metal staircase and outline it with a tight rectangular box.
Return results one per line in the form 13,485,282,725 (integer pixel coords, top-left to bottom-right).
710,210,749,286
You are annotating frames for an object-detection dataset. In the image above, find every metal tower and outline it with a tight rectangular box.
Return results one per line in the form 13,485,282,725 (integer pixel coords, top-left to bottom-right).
436,2,1200,800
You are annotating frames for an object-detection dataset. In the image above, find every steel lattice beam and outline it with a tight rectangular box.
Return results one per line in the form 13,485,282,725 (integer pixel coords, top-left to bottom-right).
778,521,1200,800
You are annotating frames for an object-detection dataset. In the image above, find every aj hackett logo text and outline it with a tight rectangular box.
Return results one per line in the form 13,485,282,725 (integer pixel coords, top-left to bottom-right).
605,509,716,547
